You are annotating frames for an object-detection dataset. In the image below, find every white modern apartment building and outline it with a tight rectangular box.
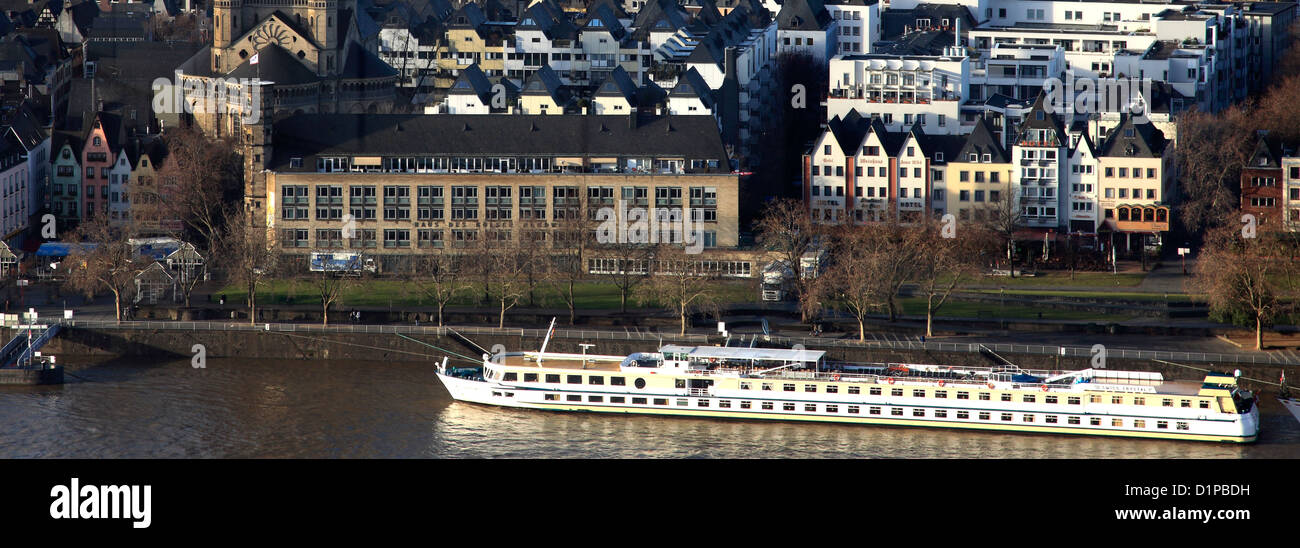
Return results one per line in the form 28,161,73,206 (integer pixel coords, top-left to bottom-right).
826,0,882,55
969,42,1064,102
825,46,970,134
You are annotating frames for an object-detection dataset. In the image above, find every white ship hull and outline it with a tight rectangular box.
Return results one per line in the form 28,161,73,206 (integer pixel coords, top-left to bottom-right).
436,357,1260,444
1281,397,1300,425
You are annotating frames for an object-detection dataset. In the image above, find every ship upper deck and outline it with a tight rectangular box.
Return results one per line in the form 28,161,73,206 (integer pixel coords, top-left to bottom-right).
495,354,624,372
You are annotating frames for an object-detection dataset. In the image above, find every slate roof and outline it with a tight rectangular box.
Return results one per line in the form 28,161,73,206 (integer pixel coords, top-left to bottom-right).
630,0,690,41
957,116,1009,163
594,65,637,103
340,42,398,79
267,113,731,170
776,0,830,31
519,63,569,104
669,66,714,109
227,44,318,85
1100,114,1167,158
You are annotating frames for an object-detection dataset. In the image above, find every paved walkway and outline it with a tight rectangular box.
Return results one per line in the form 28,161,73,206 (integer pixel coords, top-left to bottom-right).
1136,257,1195,294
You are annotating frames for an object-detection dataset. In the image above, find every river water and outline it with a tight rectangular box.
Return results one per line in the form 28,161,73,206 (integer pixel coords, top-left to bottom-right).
1,358,1296,458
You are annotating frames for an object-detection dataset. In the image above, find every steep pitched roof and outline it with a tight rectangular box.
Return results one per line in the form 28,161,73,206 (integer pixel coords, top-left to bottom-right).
594,65,637,103
630,0,690,41
340,41,398,79
776,0,830,31
1245,134,1281,169
1101,114,1167,158
227,43,319,85
1015,92,1066,146
958,116,1009,163
670,66,714,109
520,63,569,104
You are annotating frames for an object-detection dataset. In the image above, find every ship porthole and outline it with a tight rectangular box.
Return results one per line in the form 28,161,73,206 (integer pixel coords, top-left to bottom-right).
634,378,646,389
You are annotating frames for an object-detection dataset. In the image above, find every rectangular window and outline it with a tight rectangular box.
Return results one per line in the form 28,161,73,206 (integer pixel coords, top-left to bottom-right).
1112,396,1123,405
957,391,969,400
545,394,559,401
611,377,625,386
1090,417,1102,426
633,397,647,404
1046,415,1058,424
826,405,838,413
1112,419,1124,427
783,403,796,411
826,385,839,394
1000,394,1012,402
850,406,862,414
567,395,582,402
524,373,538,382
503,373,517,382
912,389,926,398
1023,395,1036,403
1199,401,1210,409
784,384,796,392
1001,413,1013,422
1023,414,1034,423
957,411,969,419
912,409,925,417
805,384,817,393
654,398,668,405
762,402,774,410
1177,422,1189,431
1045,396,1058,404
1156,421,1168,429
979,393,991,401
1162,399,1173,407
934,391,947,399
567,375,582,384
677,399,689,407
698,400,710,407
979,412,991,420
588,376,604,385
1069,416,1081,425
740,382,752,390
762,383,773,391
1068,397,1081,405
891,408,903,416
740,401,752,409
869,387,881,395
546,374,560,383
1180,399,1191,408
891,388,903,397
805,404,817,412
589,396,604,403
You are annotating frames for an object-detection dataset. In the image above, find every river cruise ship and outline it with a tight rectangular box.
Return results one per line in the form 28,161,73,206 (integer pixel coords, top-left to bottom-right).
436,344,1259,443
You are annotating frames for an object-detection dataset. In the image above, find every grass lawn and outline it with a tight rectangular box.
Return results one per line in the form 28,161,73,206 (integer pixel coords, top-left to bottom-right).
962,271,1148,288
218,279,760,310
960,289,1198,302
896,297,1137,322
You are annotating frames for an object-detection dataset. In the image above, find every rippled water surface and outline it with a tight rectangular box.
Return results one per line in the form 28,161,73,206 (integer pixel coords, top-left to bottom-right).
1,358,1296,458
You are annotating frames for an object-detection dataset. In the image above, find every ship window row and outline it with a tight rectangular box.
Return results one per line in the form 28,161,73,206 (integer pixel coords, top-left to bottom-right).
1088,393,1208,408
733,384,1097,405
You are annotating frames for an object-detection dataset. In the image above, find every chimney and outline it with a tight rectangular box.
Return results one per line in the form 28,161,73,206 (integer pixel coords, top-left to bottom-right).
955,16,962,48
724,46,738,82
628,106,638,129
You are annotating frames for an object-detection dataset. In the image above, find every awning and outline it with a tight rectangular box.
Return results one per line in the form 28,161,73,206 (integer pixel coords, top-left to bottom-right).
589,157,618,164
352,156,382,166
555,157,583,167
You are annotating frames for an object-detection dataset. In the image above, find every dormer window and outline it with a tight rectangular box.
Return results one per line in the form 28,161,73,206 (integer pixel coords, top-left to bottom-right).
1036,111,1045,120
982,154,991,163
969,153,978,162
935,152,944,162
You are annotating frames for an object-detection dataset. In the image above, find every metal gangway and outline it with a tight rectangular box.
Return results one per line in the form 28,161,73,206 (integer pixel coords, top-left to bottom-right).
0,322,61,368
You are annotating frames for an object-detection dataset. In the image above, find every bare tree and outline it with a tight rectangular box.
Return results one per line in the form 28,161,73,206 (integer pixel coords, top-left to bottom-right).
639,245,720,335
912,221,990,337
753,198,822,321
216,208,278,324
545,200,595,324
407,252,466,326
1175,106,1254,236
156,126,242,250
1190,218,1299,350
818,224,902,341
600,241,652,313
307,269,357,326
979,181,1025,277
62,218,144,322
488,244,527,329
